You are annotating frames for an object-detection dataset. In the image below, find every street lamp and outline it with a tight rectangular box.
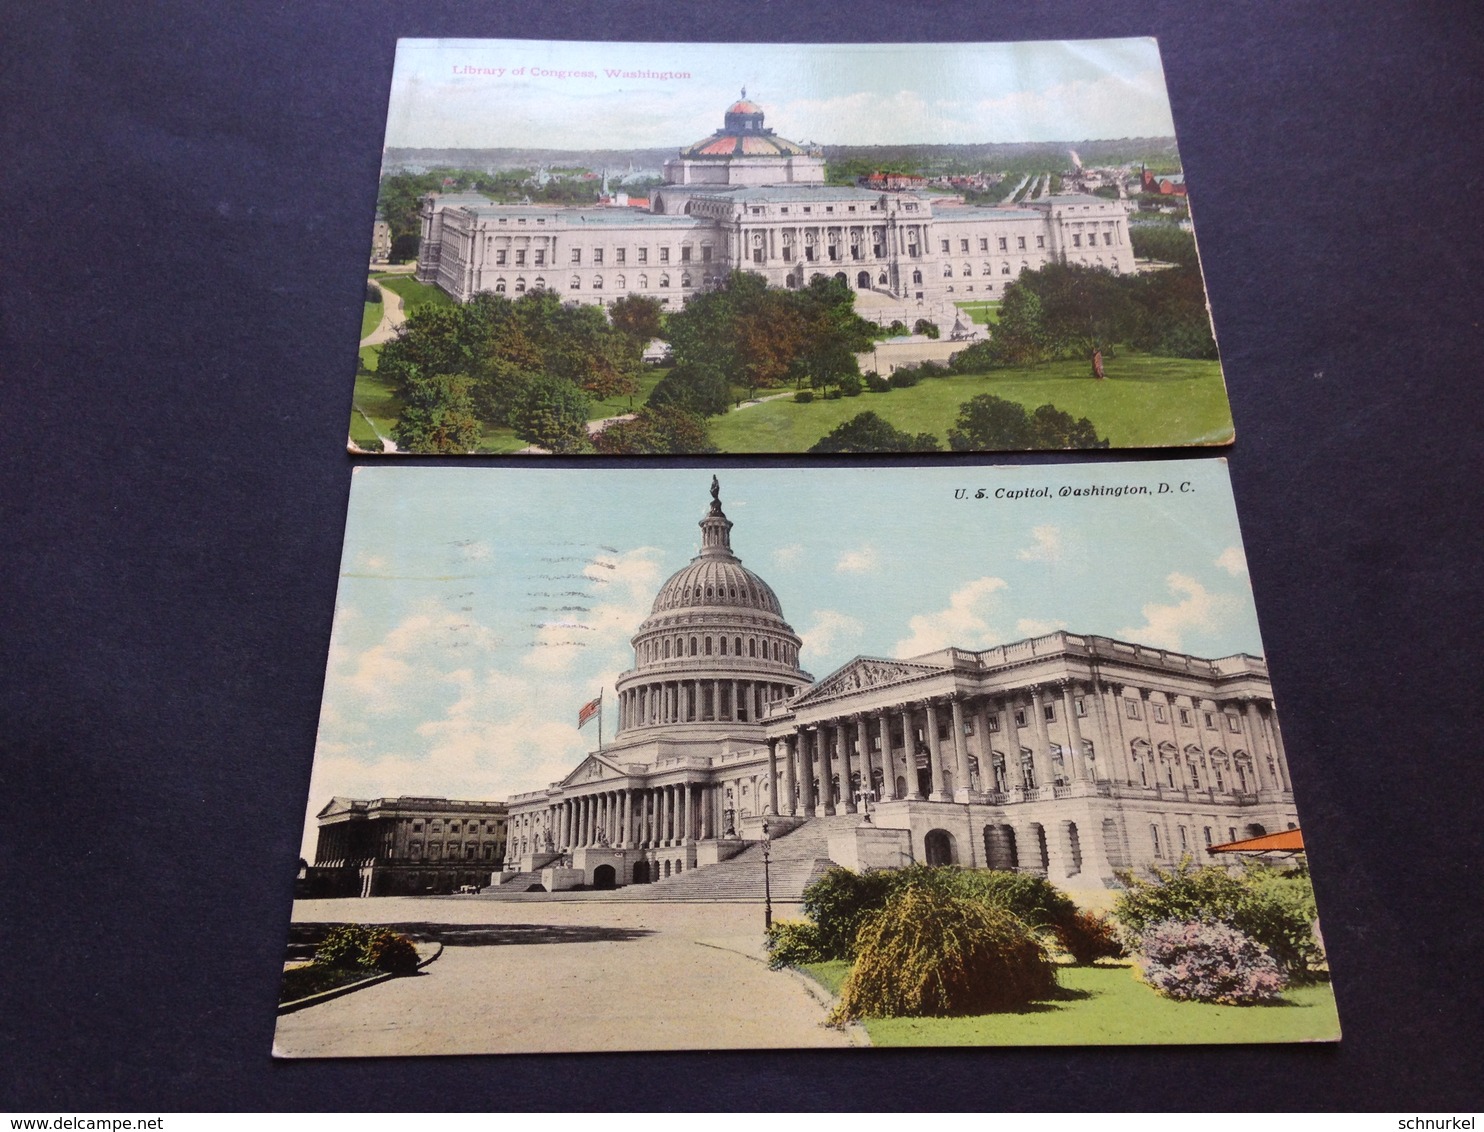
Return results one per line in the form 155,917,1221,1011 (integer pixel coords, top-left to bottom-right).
855,787,877,824
760,820,773,931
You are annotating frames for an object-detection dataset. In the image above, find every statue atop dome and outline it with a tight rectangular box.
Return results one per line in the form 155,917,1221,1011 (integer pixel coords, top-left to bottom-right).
709,475,722,514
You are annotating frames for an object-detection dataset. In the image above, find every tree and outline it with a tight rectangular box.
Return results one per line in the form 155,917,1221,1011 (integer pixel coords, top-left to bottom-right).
647,361,733,417
609,294,664,343
948,394,1107,451
913,318,940,339
510,373,591,453
392,372,481,454
592,406,716,454
808,411,940,454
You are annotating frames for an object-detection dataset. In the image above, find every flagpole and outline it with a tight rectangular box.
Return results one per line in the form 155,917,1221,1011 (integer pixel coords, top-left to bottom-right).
598,689,604,750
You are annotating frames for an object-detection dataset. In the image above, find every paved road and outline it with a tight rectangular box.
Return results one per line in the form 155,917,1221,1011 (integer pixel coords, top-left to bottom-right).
273,897,854,1056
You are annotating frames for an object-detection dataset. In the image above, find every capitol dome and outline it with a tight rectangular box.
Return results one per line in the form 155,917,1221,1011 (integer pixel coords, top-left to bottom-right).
614,479,811,737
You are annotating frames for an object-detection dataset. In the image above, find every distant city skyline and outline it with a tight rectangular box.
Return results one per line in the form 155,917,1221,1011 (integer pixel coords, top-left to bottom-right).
382,38,1179,152
299,462,1260,856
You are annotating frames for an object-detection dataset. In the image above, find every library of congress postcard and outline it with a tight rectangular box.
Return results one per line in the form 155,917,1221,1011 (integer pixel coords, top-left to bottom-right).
275,461,1336,1056
350,38,1235,457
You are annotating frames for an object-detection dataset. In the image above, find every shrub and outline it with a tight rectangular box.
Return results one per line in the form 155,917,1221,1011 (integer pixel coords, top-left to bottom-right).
888,369,920,389
1114,859,1323,982
865,372,892,393
1056,909,1126,965
888,319,907,335
947,870,1076,930
366,281,382,304
913,318,941,339
839,374,863,397
829,881,1056,1021
311,924,419,974
1135,919,1286,1005
765,919,829,969
802,867,901,960
794,390,815,404
825,388,843,399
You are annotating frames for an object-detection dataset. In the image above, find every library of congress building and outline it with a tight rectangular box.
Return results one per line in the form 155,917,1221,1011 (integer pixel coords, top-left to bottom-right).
415,94,1132,321
503,483,1299,895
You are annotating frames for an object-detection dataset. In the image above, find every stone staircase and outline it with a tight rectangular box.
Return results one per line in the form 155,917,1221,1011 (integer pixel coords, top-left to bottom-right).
472,814,867,903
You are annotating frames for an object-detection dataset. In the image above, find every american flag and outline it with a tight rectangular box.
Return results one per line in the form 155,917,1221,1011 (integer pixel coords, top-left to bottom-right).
577,695,602,729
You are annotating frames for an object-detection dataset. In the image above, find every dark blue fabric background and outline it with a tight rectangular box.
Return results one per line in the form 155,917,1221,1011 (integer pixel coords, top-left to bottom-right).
3,0,1481,1110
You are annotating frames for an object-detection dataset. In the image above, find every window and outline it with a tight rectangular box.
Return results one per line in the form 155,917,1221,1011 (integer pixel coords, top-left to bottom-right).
616,248,626,265
960,239,970,253
569,275,581,290
1189,764,1200,789
571,248,581,264
1178,826,1189,852
1071,234,1082,248
1043,702,1056,723
979,237,989,251
1017,236,1026,250
593,275,603,290
1001,263,1011,275
637,274,647,289
1036,235,1046,249
1074,696,1087,717
495,250,507,265
1104,231,1114,246
1205,711,1217,729
940,240,950,253
1179,707,1192,726
659,273,669,288
637,248,648,264
1203,826,1213,847
1151,825,1163,857
1125,698,1141,720
998,237,1008,251
681,246,692,263
985,714,1000,732
1153,703,1167,723
1014,708,1027,727
701,245,712,263
515,250,526,266
534,250,545,266
659,247,670,264
592,248,603,265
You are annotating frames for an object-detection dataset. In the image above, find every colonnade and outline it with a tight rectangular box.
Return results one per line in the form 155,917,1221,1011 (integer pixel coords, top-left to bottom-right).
762,683,1289,816
543,782,726,851
619,679,796,731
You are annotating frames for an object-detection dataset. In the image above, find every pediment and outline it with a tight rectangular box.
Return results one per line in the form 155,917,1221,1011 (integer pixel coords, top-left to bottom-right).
790,655,946,708
558,753,627,788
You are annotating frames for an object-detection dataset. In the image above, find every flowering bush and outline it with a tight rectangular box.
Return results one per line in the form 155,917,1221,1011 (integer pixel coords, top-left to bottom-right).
1056,909,1126,965
764,920,828,969
1135,918,1286,1005
312,924,419,973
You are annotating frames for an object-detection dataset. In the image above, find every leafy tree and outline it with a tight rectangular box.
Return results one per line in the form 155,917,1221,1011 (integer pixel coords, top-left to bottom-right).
1129,224,1199,266
609,294,665,343
987,282,1052,364
948,394,1107,451
647,361,733,418
913,318,940,339
392,372,481,454
510,373,591,453
808,411,940,453
592,406,716,454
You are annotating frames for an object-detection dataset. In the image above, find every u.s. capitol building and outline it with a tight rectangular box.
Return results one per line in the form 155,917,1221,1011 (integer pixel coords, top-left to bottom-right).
501,482,1298,895
415,93,1132,323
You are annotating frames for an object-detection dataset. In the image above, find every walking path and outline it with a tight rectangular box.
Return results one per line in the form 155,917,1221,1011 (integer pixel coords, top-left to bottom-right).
273,897,853,1056
360,277,408,347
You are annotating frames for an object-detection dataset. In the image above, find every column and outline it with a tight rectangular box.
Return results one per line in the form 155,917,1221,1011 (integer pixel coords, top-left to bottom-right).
949,696,971,801
733,680,742,721
797,729,816,815
901,706,922,799
1243,699,1276,793
816,726,835,815
692,680,701,722
783,733,798,816
925,699,948,801
876,712,893,800
1103,683,1133,785
972,700,993,792
1262,700,1290,790
1060,681,1088,781
1003,694,1026,790
1028,686,1055,791
766,740,780,814
856,715,873,806
838,720,856,813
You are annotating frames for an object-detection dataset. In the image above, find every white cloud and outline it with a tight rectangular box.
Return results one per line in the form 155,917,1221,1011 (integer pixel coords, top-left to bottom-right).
800,610,865,659
835,545,879,574
1117,572,1241,652
1017,525,1063,563
894,577,1008,657
1015,617,1069,638
1215,546,1248,576
772,543,804,567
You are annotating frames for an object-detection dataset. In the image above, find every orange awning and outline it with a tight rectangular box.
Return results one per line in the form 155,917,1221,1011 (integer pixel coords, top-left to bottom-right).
1207,828,1304,854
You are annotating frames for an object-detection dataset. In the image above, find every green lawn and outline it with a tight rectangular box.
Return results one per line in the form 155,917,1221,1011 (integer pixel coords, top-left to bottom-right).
587,367,669,420
360,298,383,340
953,300,1002,326
796,961,1340,1046
371,272,455,312
709,354,1233,452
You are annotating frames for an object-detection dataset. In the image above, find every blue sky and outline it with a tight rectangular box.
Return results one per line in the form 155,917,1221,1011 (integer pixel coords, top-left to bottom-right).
382,38,1177,151
300,461,1260,853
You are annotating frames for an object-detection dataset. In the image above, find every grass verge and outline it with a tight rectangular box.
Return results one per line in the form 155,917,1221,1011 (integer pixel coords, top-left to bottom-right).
371,273,455,312
792,960,1338,1046
279,964,381,1005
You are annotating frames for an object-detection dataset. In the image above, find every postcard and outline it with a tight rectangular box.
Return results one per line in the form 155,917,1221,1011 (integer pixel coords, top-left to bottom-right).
350,38,1234,456
275,461,1336,1055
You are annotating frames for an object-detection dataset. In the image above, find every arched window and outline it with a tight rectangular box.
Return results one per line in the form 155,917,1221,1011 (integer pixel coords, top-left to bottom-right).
981,262,992,275
681,273,692,289
495,278,507,292
663,638,671,659
534,276,546,289
637,274,648,290
1001,263,1011,275
942,263,953,278
689,636,697,656
749,638,756,657
1151,824,1163,857
515,277,527,293
659,273,670,288
615,274,626,290
570,275,581,290
593,275,603,290
719,637,727,656
912,270,922,285
961,262,971,276
704,637,712,656
734,636,742,654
